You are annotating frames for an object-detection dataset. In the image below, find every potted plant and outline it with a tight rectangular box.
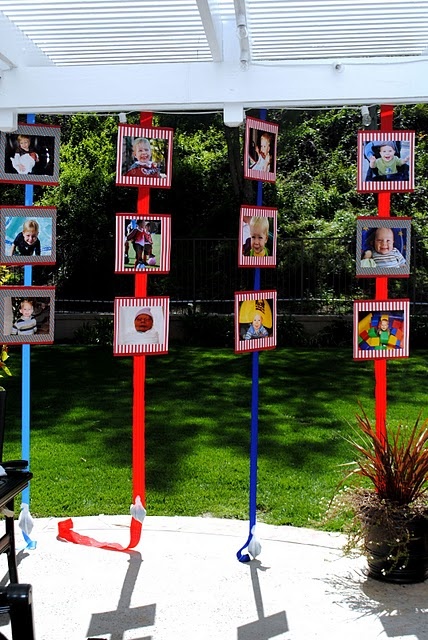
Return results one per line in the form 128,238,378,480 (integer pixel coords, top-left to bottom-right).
330,405,428,583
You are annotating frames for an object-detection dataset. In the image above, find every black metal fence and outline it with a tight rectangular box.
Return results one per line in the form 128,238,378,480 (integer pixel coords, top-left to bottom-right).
56,236,428,315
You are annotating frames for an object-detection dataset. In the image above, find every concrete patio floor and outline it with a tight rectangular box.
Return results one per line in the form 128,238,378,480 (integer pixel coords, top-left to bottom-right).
0,514,427,640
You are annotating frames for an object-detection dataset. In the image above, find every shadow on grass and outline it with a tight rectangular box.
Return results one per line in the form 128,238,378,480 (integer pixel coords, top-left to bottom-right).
2,345,427,516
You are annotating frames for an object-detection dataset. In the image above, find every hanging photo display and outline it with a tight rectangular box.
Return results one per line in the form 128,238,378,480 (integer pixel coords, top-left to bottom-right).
244,116,279,183
356,216,411,278
0,206,56,266
357,130,415,193
115,124,173,188
115,213,171,274
0,286,55,345
353,299,409,360
238,205,277,268
234,290,277,354
0,123,61,185
114,296,170,356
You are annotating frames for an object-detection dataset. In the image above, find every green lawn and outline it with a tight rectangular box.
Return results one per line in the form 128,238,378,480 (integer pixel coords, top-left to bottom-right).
2,345,427,529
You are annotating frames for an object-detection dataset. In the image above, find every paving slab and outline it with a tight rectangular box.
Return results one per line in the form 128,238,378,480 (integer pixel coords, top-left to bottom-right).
0,515,426,640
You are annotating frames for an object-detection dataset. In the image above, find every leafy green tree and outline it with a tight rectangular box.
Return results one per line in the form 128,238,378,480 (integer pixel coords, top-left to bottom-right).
1,104,427,304
36,114,133,298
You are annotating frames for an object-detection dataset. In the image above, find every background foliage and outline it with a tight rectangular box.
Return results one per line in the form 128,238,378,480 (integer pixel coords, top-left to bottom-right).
0,105,426,302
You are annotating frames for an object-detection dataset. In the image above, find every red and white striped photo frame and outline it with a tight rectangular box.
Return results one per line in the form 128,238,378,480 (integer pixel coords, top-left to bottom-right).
244,116,279,184
115,213,171,274
113,296,170,356
238,205,277,268
353,299,409,360
235,290,277,354
115,124,173,188
357,130,415,193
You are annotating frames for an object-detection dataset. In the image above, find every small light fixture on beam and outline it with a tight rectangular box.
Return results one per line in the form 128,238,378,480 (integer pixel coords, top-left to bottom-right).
236,14,248,39
361,106,371,127
119,112,127,124
240,46,250,71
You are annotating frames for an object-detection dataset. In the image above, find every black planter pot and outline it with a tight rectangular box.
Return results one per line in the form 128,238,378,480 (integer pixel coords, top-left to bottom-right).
365,517,428,584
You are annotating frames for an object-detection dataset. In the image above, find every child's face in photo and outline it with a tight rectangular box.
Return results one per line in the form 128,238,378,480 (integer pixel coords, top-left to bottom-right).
18,137,31,151
374,228,394,254
23,229,39,245
134,141,152,162
379,145,395,162
380,319,389,331
252,313,262,330
134,312,153,333
20,302,33,318
259,136,270,158
250,225,267,253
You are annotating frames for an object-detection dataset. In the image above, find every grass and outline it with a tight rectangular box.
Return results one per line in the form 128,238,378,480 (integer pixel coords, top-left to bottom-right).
1,345,428,529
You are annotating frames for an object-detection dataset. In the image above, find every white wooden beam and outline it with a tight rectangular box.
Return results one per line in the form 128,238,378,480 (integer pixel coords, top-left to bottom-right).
0,56,427,121
196,0,223,62
0,109,17,132
0,11,54,69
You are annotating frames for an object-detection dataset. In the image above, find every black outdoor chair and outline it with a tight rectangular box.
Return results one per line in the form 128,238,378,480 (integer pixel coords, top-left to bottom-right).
0,389,35,640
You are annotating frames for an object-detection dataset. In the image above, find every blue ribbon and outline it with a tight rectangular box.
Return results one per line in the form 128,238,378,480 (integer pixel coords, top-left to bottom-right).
21,530,37,550
236,110,266,562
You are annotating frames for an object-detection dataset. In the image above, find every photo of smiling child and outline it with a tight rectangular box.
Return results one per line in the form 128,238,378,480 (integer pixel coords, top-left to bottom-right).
361,227,405,268
243,216,270,257
10,219,40,257
357,131,415,192
0,207,56,266
115,124,173,188
368,141,409,180
124,138,162,178
239,206,277,268
356,217,411,277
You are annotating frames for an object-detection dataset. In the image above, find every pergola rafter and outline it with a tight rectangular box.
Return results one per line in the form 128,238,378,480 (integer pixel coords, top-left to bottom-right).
0,0,427,129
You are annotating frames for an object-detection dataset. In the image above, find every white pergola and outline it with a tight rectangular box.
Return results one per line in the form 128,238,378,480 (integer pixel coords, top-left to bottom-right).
0,0,428,130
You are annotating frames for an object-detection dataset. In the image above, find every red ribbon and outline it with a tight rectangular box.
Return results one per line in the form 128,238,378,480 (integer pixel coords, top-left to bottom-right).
58,113,153,551
57,518,142,552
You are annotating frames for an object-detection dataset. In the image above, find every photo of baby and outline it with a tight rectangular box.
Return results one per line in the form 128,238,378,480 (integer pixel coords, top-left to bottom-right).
239,206,277,268
356,217,411,277
357,131,415,193
113,296,170,356
244,116,279,183
353,299,409,360
234,291,277,354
